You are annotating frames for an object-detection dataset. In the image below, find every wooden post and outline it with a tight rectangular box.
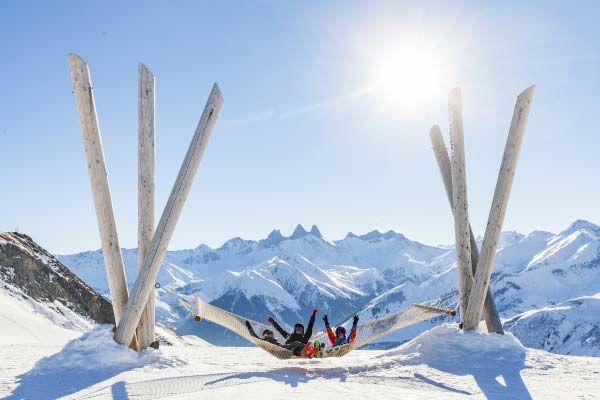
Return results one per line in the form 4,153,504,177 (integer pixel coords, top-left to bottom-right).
194,297,202,322
429,125,504,334
463,85,535,330
68,54,138,349
448,88,473,326
114,84,223,345
136,63,156,349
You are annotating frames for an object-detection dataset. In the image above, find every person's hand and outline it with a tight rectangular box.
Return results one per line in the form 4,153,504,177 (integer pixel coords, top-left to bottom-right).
268,316,274,323
353,314,360,324
312,308,318,316
322,315,329,325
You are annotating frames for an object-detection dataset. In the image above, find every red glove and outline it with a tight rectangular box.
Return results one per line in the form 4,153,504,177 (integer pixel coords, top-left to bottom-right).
268,316,274,323
312,308,318,316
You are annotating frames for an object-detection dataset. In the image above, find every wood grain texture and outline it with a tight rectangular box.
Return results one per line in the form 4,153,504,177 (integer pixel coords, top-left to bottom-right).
137,63,156,349
429,125,504,334
114,84,224,345
463,85,535,330
68,54,130,324
68,54,138,349
448,88,473,325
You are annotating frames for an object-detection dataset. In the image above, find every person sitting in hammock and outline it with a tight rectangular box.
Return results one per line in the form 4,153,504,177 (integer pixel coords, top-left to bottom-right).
323,314,359,347
245,320,282,346
267,309,318,356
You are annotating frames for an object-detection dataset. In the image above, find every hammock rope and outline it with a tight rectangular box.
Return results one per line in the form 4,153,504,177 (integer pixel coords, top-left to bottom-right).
157,282,456,359
194,298,455,359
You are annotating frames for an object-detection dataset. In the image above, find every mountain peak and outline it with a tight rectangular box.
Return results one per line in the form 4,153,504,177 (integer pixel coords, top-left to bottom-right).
359,230,382,241
259,229,285,248
310,225,323,238
557,220,600,239
290,224,308,239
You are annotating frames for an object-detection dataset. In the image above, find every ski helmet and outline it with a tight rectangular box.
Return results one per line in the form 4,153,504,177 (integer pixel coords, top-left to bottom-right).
262,329,274,337
294,323,305,333
335,326,346,337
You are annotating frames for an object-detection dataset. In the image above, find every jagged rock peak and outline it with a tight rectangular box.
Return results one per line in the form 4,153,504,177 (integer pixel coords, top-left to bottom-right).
259,229,285,248
290,224,309,239
310,225,323,238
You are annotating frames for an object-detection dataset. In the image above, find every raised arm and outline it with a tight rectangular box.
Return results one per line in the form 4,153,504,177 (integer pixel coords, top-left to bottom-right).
245,320,259,339
268,316,289,339
348,314,359,344
303,308,318,341
323,314,336,345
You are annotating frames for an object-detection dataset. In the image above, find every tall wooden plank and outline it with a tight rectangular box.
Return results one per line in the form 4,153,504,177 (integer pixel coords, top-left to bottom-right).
448,88,473,326
68,54,138,349
114,84,224,345
463,85,535,330
429,125,504,334
137,63,156,349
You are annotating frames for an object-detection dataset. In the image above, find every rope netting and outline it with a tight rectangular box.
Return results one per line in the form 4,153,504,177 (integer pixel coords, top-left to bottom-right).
158,283,456,359
195,299,296,359
193,298,455,359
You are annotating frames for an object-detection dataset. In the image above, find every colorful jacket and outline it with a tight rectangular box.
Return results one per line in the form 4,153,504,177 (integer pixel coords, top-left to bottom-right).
326,322,357,347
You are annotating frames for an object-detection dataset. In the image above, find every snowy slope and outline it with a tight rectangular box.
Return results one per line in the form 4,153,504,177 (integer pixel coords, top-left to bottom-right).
504,294,600,356
2,323,599,399
0,285,86,345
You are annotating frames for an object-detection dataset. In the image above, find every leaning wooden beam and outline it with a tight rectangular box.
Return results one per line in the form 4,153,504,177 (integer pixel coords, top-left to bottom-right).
68,54,133,336
114,84,224,345
136,63,156,349
463,85,535,330
194,297,202,322
429,125,504,334
448,87,473,327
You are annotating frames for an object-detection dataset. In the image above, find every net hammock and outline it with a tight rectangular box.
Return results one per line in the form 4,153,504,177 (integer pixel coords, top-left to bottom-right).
190,297,456,359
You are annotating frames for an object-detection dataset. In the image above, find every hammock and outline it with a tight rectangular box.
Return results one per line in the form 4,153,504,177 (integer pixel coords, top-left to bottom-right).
192,298,455,359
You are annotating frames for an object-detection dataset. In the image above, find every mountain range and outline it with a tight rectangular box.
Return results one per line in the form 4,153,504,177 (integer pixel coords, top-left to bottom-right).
56,219,600,356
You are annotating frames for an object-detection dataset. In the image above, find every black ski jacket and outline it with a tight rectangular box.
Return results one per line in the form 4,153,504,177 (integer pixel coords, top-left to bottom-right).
246,322,282,346
270,313,316,345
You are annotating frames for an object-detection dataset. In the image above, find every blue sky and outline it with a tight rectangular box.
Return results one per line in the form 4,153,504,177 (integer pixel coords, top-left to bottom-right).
1,1,599,254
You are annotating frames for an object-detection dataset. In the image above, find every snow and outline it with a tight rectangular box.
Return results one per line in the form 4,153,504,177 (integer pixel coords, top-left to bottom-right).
27,325,186,373
0,286,88,345
2,323,599,399
504,294,600,356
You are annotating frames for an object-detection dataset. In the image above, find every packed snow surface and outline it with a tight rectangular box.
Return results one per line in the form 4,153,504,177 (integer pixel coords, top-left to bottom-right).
2,323,599,399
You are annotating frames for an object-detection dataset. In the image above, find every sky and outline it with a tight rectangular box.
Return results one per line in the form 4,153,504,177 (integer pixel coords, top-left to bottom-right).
1,1,599,254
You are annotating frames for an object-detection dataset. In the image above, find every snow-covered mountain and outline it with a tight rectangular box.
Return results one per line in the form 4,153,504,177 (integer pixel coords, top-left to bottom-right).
0,232,114,345
57,220,600,355
504,294,600,356
0,232,114,326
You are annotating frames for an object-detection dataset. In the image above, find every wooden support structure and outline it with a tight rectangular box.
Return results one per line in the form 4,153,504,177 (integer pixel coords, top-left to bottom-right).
68,54,138,349
194,297,202,322
114,84,224,346
429,125,504,334
463,85,535,330
136,64,156,349
447,88,473,326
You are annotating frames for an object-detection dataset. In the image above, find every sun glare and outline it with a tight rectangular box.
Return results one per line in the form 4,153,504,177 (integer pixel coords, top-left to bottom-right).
373,44,442,111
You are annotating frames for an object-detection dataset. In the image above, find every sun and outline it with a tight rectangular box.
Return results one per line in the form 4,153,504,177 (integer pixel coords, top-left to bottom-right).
372,44,442,111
